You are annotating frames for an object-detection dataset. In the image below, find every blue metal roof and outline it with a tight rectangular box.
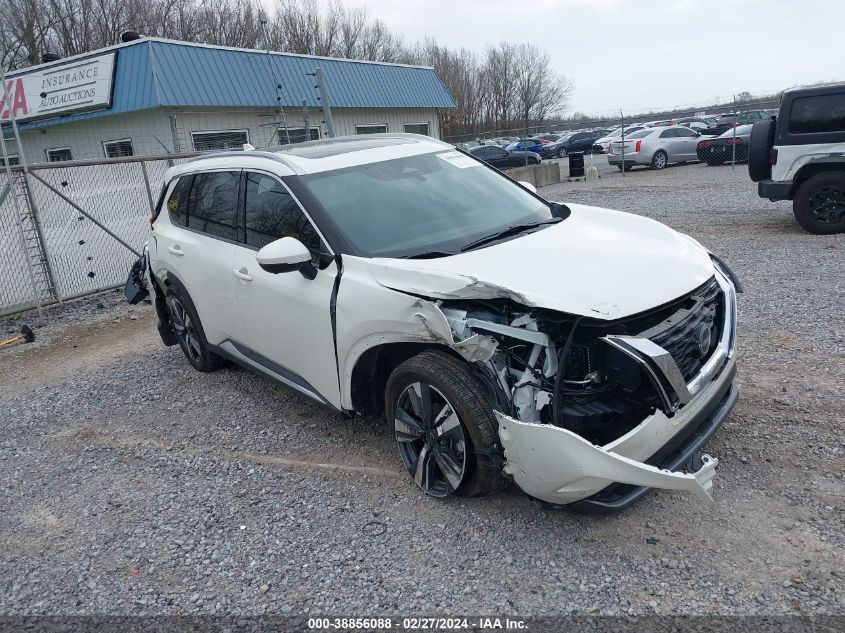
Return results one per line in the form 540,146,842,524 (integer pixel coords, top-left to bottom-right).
14,38,455,130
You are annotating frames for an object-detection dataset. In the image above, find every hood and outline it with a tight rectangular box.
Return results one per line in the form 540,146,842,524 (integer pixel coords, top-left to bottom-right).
364,204,716,321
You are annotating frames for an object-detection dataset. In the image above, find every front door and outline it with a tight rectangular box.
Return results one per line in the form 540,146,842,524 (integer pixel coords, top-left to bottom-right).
231,171,340,408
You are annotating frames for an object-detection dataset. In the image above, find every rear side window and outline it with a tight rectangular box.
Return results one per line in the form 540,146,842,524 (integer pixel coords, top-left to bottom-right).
188,171,239,240
167,177,191,227
789,93,845,134
243,172,321,252
659,129,678,138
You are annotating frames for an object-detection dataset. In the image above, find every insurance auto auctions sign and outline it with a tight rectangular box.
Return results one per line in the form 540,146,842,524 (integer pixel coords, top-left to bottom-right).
1,53,116,123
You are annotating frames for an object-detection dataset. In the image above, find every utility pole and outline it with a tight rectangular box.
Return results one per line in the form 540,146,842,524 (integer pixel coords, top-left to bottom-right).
313,67,336,138
731,94,737,170
259,9,290,144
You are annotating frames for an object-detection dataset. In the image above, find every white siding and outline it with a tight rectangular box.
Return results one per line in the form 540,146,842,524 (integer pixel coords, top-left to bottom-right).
10,106,444,164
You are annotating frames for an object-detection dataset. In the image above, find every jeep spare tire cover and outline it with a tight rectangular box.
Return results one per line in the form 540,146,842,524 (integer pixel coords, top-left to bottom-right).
748,118,776,182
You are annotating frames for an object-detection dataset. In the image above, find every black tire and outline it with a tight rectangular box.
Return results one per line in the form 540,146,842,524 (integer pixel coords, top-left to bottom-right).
792,172,845,234
557,148,567,158
651,150,668,170
748,119,775,182
616,163,632,172
165,286,222,372
385,350,505,498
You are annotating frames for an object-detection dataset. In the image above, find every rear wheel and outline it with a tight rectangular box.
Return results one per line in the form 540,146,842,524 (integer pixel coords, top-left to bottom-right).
651,150,668,170
165,287,221,372
793,172,845,234
385,350,505,498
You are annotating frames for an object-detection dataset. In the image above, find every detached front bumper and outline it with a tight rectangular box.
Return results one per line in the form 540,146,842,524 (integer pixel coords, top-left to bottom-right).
496,358,736,509
496,268,739,510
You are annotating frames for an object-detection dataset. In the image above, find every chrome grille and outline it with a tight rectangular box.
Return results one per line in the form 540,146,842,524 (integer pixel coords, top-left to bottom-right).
636,278,724,382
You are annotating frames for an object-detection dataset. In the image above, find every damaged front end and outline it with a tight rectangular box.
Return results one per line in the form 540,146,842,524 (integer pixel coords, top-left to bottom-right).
438,268,738,509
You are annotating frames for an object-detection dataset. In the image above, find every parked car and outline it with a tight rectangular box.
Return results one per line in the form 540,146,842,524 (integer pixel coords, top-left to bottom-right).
506,138,546,153
592,126,646,154
136,133,739,509
749,82,845,234
696,124,752,165
543,130,604,158
536,133,561,142
608,126,702,170
467,144,541,168
704,110,771,137
677,117,712,131
539,134,571,158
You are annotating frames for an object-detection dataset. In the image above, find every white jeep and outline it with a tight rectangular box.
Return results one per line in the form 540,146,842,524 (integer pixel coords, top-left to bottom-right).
750,82,845,234
134,134,740,511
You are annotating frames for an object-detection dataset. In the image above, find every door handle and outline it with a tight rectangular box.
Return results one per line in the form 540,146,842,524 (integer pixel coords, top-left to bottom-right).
167,245,184,256
233,268,253,282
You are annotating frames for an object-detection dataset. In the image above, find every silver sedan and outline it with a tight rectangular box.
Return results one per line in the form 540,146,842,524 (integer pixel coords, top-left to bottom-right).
607,126,704,171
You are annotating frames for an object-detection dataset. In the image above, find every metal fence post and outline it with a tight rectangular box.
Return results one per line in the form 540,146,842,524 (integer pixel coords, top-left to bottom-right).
140,160,156,214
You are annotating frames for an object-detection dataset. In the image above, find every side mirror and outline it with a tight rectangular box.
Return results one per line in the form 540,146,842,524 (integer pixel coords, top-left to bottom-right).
255,237,316,279
518,181,537,194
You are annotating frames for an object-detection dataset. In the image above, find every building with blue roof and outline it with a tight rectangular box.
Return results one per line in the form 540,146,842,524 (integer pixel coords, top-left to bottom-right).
1,37,455,163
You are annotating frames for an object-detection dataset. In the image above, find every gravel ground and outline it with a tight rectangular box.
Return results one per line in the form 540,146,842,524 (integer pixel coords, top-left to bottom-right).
0,162,843,618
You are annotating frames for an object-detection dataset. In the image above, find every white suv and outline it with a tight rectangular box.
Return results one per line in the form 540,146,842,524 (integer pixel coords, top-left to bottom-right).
138,134,740,510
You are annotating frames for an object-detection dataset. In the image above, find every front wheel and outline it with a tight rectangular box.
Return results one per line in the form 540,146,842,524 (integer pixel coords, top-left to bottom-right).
651,150,668,170
385,350,505,498
557,148,567,158
793,172,845,234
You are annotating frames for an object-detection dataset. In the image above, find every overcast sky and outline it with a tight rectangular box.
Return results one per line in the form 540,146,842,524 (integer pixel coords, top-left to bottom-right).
344,0,843,115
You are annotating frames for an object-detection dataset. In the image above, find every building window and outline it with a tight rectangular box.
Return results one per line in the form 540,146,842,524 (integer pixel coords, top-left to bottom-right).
103,138,134,158
46,147,73,162
191,130,249,152
404,122,430,136
355,124,388,135
1,154,20,167
278,127,320,144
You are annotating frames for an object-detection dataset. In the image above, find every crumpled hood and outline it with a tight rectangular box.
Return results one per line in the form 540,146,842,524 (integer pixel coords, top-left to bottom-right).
363,204,716,320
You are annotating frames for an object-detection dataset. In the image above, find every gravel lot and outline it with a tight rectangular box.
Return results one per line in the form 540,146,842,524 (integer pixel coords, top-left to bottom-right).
1,161,843,618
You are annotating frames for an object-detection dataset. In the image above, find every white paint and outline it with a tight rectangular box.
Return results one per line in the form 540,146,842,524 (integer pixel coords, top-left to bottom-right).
369,203,716,320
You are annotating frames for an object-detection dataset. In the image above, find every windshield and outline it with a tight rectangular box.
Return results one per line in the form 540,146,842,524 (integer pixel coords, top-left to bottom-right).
298,151,555,258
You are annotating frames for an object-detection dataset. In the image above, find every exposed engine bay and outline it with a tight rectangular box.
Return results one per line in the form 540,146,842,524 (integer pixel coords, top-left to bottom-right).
440,276,725,446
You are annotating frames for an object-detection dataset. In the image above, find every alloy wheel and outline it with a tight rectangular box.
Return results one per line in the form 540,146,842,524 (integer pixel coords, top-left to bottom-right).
808,186,845,225
653,151,667,169
168,297,202,364
394,382,468,497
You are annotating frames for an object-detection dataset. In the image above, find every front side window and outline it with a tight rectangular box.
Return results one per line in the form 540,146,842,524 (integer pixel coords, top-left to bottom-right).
299,151,555,258
243,172,321,252
789,93,845,134
187,171,239,240
356,124,388,135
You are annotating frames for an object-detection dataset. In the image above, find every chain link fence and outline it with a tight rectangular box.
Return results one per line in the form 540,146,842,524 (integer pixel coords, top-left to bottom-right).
0,153,198,316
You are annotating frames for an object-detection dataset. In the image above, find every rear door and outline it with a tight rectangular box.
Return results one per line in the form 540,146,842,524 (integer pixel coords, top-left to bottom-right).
658,129,680,160
156,170,242,345
673,127,701,159
231,170,340,407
